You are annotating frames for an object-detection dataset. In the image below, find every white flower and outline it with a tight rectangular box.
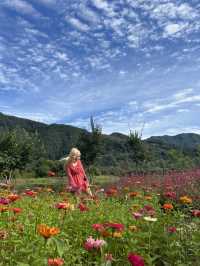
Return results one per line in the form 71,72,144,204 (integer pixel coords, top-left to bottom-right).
144,216,157,222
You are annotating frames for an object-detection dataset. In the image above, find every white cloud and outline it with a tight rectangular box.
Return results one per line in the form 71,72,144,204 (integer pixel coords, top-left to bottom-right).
67,17,90,32
3,0,41,17
164,23,188,36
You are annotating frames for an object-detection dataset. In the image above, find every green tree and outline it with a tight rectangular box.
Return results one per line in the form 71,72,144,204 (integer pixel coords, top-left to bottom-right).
127,130,148,172
0,129,46,182
77,116,102,179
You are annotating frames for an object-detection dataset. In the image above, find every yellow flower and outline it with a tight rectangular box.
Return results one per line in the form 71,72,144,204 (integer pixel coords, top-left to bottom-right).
113,232,123,238
180,196,192,204
129,225,138,232
131,204,140,212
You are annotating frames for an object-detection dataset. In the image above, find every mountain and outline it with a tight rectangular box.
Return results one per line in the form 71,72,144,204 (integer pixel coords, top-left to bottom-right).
146,133,200,152
0,112,200,169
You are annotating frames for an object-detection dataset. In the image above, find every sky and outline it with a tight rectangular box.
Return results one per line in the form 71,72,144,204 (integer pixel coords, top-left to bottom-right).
0,0,200,138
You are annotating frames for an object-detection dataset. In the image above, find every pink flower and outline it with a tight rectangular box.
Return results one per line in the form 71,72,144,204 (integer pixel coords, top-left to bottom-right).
133,212,143,220
164,191,176,200
84,236,106,251
191,210,200,217
128,253,145,266
104,223,124,231
105,253,113,261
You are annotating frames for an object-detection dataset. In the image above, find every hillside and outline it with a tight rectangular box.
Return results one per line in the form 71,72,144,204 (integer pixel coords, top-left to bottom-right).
0,112,200,172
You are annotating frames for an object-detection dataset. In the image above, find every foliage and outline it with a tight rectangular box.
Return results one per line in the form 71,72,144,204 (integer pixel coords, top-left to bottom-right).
0,129,46,181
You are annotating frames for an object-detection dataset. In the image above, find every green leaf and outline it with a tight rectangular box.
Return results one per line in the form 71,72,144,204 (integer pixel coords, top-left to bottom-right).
53,238,64,257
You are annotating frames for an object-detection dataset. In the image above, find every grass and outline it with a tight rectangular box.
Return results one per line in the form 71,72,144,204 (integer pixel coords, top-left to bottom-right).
9,175,120,192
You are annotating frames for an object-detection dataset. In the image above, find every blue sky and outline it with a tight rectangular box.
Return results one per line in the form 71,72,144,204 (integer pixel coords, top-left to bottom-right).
0,0,200,138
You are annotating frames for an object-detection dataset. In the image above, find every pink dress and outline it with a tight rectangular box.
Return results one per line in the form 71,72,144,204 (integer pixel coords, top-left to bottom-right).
66,159,89,192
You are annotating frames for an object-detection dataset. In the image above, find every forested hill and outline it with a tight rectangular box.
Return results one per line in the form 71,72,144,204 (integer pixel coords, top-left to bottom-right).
1,112,200,169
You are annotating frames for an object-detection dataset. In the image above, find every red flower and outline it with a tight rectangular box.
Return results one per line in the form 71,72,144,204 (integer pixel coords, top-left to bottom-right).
105,188,118,197
12,208,22,214
92,223,104,232
104,223,124,232
167,226,177,233
48,258,64,266
25,190,37,197
164,192,176,200
78,203,89,212
128,253,145,266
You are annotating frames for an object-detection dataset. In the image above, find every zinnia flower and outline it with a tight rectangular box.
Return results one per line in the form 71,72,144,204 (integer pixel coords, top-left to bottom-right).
12,207,22,214
128,253,145,266
180,196,192,204
55,202,70,210
48,258,64,266
0,230,8,240
78,203,89,212
0,198,10,205
7,194,20,202
133,212,143,220
191,210,200,217
105,188,118,197
144,216,157,222
163,203,174,211
112,231,123,238
84,236,106,251
144,195,152,200
129,192,140,198
0,207,9,212
167,226,177,233
37,224,60,239
92,223,104,232
104,223,124,232
105,253,113,262
25,190,37,197
164,191,176,200
129,225,138,232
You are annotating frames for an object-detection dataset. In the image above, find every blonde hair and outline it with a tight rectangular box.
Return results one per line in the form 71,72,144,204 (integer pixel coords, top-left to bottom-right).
65,147,81,166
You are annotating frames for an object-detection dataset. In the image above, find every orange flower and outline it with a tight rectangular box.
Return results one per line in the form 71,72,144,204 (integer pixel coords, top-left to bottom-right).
37,224,60,239
163,203,174,210
7,194,20,202
180,196,192,204
144,195,152,201
0,207,8,213
129,192,139,198
100,230,111,237
12,207,22,214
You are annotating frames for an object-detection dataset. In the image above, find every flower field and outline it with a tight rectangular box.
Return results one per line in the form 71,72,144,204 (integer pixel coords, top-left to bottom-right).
1,169,200,266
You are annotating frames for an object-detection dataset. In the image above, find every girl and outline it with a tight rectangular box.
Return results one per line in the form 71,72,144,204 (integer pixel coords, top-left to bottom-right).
65,147,92,196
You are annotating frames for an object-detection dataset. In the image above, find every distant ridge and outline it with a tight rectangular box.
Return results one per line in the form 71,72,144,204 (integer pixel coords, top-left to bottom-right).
0,112,200,161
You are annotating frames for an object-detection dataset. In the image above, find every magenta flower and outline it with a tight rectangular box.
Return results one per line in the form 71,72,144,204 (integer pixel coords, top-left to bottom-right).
128,253,145,266
0,198,10,205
